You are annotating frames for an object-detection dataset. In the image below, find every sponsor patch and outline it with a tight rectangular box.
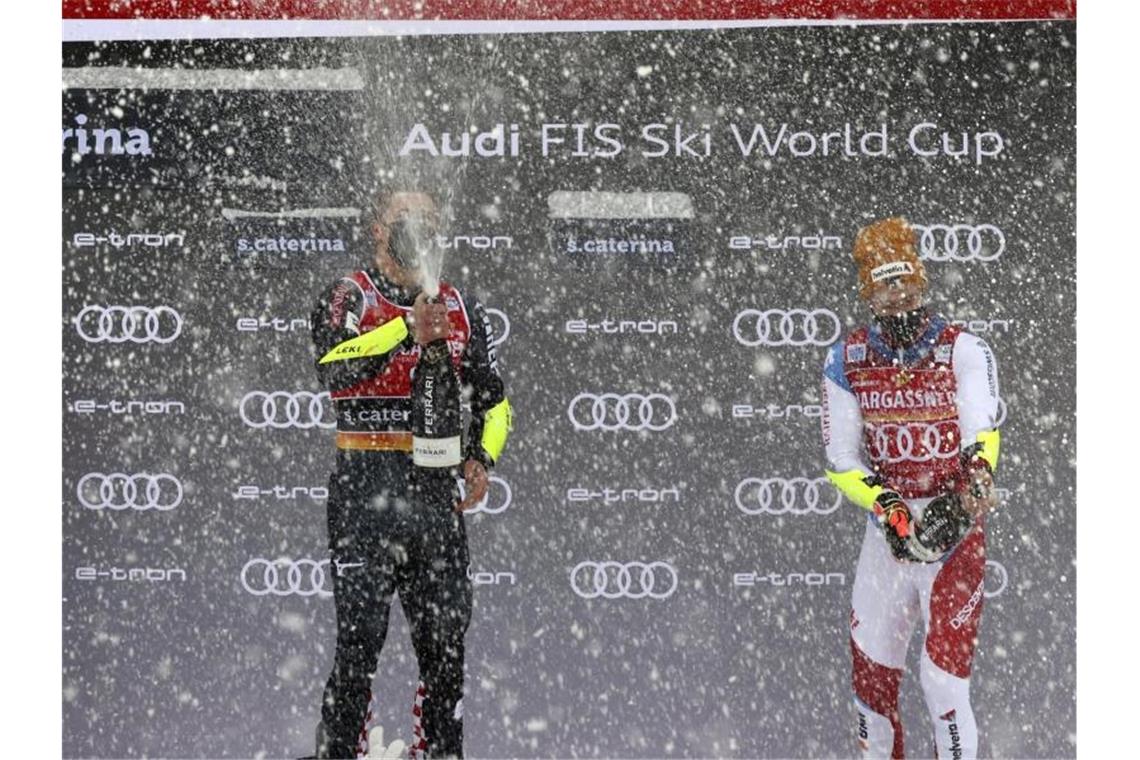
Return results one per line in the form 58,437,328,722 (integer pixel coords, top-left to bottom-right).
846,343,867,363
934,344,953,363
870,261,915,282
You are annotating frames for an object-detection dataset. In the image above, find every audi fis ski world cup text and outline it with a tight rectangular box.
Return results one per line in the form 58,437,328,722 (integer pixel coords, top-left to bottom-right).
397,121,1005,164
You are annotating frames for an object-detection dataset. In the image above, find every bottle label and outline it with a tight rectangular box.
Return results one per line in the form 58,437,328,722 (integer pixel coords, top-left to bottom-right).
412,435,462,468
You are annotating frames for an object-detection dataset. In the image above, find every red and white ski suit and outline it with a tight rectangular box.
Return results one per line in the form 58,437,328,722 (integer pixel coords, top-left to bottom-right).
822,314,1001,760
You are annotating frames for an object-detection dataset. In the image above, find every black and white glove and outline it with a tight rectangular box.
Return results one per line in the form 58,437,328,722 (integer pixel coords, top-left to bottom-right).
906,493,974,563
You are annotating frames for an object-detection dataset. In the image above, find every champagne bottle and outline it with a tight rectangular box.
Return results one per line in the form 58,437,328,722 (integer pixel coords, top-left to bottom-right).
411,338,463,469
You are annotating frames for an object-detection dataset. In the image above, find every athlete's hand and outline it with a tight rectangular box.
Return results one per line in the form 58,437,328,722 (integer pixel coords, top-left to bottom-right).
873,490,916,562
959,464,998,517
411,292,449,345
455,459,489,513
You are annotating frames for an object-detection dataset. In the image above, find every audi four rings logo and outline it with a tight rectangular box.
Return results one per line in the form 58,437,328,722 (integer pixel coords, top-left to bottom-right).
485,308,510,348
457,476,512,515
240,558,363,597
74,305,183,344
568,393,677,432
870,422,961,463
984,560,1008,599
732,309,841,347
570,561,678,599
734,477,842,515
239,391,335,429
913,224,1005,262
77,472,183,511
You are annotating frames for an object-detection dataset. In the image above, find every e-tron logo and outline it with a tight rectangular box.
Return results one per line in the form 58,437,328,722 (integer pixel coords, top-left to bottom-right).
913,224,1005,262
727,233,842,252
239,391,335,429
734,477,841,515
77,472,183,511
869,422,961,464
568,393,676,432
984,560,1008,599
235,316,309,333
569,561,678,599
239,557,363,598
74,305,183,344
732,308,841,347
484,308,510,348
457,476,512,515
73,232,185,250
437,234,513,251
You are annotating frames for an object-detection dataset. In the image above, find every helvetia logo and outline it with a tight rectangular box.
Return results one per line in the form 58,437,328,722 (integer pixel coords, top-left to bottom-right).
63,114,152,157
939,710,963,760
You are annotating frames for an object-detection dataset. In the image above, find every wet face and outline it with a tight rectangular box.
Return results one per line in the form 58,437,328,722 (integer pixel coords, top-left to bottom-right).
372,192,440,288
864,278,929,347
865,278,925,318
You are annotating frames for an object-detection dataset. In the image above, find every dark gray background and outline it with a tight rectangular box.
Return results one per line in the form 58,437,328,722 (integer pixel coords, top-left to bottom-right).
62,21,1075,759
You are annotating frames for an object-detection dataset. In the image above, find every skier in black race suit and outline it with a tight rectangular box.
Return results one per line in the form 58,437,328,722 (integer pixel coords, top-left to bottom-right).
308,190,512,759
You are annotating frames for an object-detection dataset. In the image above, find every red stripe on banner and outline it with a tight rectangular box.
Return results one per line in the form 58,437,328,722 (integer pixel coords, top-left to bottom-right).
62,1,1076,21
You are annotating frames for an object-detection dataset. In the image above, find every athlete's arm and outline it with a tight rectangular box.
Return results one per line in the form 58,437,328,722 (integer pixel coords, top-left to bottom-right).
822,343,919,558
459,297,512,468
821,342,882,511
951,332,1002,515
309,277,411,392
953,332,1001,471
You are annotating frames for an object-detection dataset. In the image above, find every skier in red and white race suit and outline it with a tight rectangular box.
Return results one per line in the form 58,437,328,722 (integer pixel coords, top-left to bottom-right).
821,217,1002,760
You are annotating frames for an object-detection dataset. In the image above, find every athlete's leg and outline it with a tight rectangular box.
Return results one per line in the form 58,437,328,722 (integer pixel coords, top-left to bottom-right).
320,465,400,759
399,472,473,758
850,517,923,759
408,679,428,759
917,525,986,760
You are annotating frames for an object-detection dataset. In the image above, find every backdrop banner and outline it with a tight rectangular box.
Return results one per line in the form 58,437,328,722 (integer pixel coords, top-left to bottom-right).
62,20,1075,759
